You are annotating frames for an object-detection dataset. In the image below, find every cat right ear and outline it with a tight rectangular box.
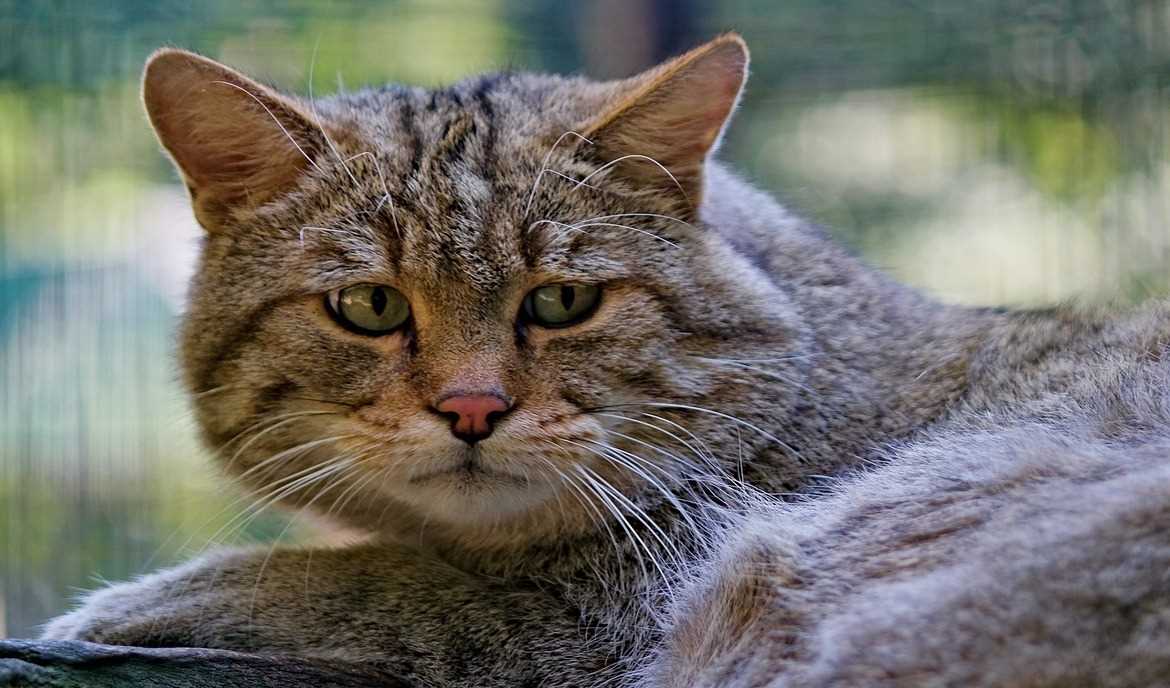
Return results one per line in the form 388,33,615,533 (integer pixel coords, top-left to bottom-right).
580,34,749,213
142,49,325,231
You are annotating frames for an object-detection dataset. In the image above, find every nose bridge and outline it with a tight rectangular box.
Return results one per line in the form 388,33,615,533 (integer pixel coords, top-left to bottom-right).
411,288,527,447
423,323,516,444
416,305,513,400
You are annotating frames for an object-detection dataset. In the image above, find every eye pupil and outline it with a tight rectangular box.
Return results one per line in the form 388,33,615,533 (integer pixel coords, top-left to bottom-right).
327,284,410,336
524,284,600,328
371,287,387,315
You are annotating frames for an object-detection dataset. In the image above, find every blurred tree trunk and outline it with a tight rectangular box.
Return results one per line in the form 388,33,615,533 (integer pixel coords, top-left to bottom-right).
578,0,699,77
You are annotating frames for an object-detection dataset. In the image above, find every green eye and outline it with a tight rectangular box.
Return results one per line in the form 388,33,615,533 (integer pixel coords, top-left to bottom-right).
327,284,410,335
523,284,601,328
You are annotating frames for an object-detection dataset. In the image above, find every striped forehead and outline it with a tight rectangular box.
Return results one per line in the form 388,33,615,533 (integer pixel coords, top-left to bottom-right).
316,76,632,289
343,78,523,284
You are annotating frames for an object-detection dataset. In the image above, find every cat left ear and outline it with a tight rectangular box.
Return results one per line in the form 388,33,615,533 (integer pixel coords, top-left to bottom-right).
142,49,327,231
581,34,749,210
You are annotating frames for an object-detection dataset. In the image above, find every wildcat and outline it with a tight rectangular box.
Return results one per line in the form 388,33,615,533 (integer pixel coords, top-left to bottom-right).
40,34,1170,687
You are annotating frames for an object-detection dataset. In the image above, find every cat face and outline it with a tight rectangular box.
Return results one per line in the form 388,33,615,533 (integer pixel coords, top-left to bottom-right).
146,36,799,535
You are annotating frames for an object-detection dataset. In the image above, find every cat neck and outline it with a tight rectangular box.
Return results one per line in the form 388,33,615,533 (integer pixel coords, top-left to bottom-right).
699,165,1002,492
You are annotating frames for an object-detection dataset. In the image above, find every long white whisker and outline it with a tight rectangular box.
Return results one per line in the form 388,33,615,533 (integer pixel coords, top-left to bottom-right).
540,169,604,193
693,356,818,395
148,447,356,629
596,413,720,472
570,438,703,539
235,434,353,484
344,151,401,238
206,448,354,549
325,453,384,522
573,463,650,583
569,212,696,230
524,130,593,218
528,219,679,249
540,449,628,584
576,465,673,589
574,460,683,568
246,454,369,635
209,80,323,173
605,402,804,460
219,411,337,474
573,153,688,201
229,454,357,539
306,39,361,190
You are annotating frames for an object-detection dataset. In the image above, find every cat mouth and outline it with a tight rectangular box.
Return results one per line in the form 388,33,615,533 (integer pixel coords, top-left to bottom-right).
408,454,524,486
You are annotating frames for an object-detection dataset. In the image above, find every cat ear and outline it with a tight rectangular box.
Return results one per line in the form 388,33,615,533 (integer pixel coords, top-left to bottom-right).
581,34,749,209
142,49,326,231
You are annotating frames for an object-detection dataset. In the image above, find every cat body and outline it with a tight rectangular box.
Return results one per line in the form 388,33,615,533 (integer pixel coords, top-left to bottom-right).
651,300,1170,687
41,36,1170,687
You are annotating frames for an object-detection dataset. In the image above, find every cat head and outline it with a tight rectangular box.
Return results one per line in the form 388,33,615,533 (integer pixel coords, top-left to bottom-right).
144,35,802,541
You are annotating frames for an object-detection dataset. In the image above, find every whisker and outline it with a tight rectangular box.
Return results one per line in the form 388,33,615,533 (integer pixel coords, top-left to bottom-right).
222,415,339,475
529,219,679,249
209,80,323,174
306,39,362,192
567,438,703,538
147,445,359,627
284,396,358,409
692,356,817,395
227,452,359,541
524,130,593,219
538,451,628,584
539,169,604,194
595,413,719,472
576,465,673,589
325,452,384,522
572,153,689,202
247,454,369,635
568,212,696,230
572,462,650,584
595,402,804,460
192,385,237,399
692,354,821,364
343,151,401,238
299,225,355,248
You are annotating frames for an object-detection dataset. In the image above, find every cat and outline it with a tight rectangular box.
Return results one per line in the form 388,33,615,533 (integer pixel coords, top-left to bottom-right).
38,34,1170,687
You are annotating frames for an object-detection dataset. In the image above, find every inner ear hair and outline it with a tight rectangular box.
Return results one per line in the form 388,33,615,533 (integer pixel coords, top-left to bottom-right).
581,33,749,208
142,48,327,231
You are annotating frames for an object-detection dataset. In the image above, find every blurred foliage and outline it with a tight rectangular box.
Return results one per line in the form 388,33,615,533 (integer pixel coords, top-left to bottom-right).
3,0,1170,636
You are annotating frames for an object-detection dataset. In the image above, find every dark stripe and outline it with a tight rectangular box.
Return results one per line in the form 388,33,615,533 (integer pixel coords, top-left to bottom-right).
399,98,422,178
254,379,297,416
472,74,503,180
195,298,283,393
437,114,475,170
208,378,297,447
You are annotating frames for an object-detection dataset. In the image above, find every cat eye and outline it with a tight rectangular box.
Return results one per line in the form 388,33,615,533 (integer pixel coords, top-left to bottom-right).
523,284,601,328
326,284,411,335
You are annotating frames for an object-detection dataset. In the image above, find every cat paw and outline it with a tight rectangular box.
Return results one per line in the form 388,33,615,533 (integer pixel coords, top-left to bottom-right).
41,578,177,644
40,550,250,646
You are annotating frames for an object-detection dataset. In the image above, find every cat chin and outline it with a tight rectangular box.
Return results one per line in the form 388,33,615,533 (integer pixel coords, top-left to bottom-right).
388,467,565,526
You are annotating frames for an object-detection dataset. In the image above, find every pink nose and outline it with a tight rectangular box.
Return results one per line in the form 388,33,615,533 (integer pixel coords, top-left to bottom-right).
434,394,511,443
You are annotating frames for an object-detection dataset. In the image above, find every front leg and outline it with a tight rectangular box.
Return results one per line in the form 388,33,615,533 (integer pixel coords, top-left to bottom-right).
42,544,617,686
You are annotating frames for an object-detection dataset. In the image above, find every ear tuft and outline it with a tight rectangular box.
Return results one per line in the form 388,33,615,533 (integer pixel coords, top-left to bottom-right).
142,49,324,231
581,34,749,209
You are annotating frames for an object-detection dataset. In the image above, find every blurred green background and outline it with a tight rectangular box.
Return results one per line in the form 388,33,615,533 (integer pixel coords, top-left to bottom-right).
3,0,1169,637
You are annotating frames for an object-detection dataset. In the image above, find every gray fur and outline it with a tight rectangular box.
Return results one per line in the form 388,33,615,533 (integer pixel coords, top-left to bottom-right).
38,38,1170,687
